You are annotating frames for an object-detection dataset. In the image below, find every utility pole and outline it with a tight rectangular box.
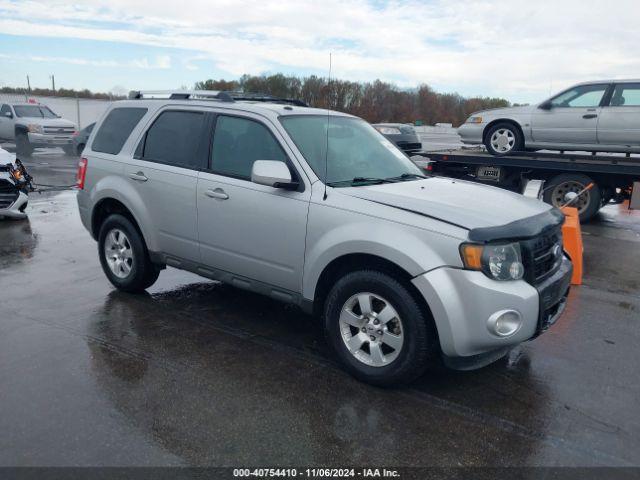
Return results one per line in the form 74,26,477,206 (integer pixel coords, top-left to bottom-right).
26,75,31,92
50,74,55,94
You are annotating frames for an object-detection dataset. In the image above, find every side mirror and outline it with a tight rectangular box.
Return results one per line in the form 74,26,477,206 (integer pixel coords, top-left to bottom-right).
538,100,553,110
251,160,297,190
3,111,12,118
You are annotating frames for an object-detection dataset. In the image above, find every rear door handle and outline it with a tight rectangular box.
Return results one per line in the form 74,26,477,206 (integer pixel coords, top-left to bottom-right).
129,172,148,182
583,114,598,119
205,188,229,200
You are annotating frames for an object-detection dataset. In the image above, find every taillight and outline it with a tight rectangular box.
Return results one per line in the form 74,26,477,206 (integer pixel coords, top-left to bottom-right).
77,157,88,189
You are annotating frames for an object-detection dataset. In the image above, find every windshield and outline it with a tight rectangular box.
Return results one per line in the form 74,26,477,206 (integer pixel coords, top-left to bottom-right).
13,105,58,119
280,115,422,186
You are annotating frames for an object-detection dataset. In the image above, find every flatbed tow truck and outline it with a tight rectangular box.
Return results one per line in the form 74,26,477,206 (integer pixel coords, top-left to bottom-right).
420,148,640,221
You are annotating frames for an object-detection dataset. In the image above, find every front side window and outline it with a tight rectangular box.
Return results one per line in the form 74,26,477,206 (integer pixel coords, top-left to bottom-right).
280,115,422,185
0,104,11,116
93,107,147,155
610,83,640,107
549,84,608,108
13,105,58,118
211,115,287,179
141,110,205,169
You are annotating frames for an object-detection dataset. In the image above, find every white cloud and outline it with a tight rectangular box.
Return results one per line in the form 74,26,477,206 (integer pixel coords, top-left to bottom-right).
0,0,639,102
0,52,171,69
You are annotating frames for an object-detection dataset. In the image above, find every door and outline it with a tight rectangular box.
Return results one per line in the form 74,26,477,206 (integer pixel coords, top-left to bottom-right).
531,83,610,144
125,108,208,263
197,113,310,293
597,83,640,146
0,104,13,139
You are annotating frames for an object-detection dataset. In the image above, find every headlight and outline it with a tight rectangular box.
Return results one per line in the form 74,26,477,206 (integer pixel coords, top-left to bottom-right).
374,126,402,135
466,116,483,124
27,124,43,133
460,242,525,281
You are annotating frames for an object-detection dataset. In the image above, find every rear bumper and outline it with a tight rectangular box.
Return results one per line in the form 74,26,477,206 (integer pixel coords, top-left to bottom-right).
412,256,572,363
457,123,484,145
27,132,74,147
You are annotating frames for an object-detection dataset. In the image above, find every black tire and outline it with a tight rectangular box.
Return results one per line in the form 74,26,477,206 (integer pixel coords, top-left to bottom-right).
62,144,76,156
15,133,33,157
76,143,86,156
98,214,160,293
543,173,601,222
323,270,437,387
484,122,523,156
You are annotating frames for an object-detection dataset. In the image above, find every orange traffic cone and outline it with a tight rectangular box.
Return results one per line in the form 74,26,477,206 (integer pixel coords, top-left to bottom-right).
560,206,583,285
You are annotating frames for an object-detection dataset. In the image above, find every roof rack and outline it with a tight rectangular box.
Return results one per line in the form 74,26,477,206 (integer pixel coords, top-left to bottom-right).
128,90,308,107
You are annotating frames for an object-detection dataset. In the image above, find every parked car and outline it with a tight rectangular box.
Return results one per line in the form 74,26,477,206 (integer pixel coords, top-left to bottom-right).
373,123,423,155
459,80,640,156
72,122,95,156
77,91,572,386
0,102,77,157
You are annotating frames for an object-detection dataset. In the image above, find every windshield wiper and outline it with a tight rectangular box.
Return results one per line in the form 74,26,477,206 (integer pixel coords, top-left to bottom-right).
327,177,397,187
384,173,427,182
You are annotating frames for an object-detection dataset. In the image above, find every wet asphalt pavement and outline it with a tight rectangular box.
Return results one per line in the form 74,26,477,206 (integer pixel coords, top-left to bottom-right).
0,147,639,467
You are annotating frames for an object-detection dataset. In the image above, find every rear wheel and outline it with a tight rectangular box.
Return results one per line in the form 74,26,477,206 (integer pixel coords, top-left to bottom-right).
98,214,160,292
323,270,437,386
484,122,523,156
543,173,601,222
15,133,33,157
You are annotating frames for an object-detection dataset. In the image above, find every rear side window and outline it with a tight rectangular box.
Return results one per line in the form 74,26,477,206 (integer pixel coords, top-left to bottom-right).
141,110,206,169
92,107,147,155
211,115,287,179
610,83,640,107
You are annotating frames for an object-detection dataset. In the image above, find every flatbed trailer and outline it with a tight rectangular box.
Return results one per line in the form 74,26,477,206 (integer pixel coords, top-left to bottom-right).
422,148,640,221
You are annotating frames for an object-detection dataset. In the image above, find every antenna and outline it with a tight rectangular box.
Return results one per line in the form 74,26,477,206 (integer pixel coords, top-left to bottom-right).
323,53,332,201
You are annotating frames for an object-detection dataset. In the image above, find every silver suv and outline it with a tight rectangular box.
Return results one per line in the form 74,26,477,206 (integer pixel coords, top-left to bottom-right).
77,91,572,386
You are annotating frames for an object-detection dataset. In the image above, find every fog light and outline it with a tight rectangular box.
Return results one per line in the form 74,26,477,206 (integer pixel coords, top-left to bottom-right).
487,310,522,337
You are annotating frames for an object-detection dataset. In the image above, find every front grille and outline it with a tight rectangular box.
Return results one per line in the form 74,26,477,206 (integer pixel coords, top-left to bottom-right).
396,141,422,153
43,126,75,135
0,180,19,209
521,226,563,285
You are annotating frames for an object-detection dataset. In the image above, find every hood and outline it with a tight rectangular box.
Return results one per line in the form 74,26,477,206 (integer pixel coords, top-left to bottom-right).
0,147,16,166
17,117,76,128
338,177,552,231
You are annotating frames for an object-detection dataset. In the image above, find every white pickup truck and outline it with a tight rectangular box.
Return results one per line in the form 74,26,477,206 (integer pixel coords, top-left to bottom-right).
0,102,77,156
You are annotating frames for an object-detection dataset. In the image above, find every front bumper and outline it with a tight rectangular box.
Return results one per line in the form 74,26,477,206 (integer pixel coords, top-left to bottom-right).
27,132,74,147
412,256,572,362
0,191,28,219
457,123,484,145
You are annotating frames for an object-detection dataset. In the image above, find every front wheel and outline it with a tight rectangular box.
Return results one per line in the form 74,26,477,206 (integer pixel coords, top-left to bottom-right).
98,214,160,292
484,122,523,156
323,270,437,386
15,133,33,157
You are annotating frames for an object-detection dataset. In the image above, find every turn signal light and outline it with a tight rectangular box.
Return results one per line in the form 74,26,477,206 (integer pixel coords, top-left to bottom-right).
459,244,483,270
77,157,88,189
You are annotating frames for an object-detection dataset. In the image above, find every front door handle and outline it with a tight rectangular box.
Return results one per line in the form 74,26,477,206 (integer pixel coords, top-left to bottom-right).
583,114,598,119
129,172,148,182
205,188,229,200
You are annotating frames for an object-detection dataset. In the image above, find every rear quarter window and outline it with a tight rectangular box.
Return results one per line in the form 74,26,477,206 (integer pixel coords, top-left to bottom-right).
92,107,148,155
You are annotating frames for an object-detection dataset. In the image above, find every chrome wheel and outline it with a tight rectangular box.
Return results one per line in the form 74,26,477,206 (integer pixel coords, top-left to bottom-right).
339,292,404,367
490,128,516,153
551,181,590,215
104,228,134,279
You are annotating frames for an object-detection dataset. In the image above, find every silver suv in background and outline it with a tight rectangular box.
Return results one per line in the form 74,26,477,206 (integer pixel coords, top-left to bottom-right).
459,80,640,156
77,90,572,386
0,102,78,156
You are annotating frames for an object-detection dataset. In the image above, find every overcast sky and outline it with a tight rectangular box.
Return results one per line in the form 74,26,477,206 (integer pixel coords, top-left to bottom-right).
0,0,639,103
